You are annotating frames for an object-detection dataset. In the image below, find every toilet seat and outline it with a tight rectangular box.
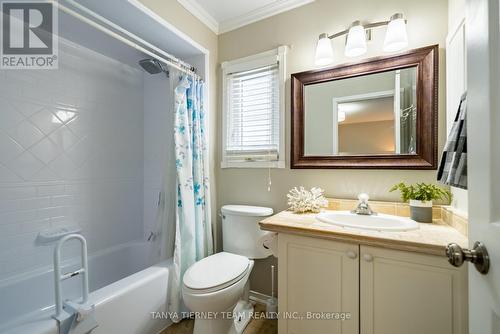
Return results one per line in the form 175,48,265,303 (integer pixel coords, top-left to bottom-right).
183,252,250,294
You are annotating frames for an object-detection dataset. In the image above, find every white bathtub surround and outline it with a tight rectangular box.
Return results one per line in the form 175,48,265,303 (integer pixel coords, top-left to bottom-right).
0,34,175,334
0,0,211,332
0,241,171,334
0,38,145,281
170,75,213,320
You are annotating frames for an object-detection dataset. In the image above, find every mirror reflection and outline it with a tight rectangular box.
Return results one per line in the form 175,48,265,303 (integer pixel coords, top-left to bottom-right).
304,67,417,156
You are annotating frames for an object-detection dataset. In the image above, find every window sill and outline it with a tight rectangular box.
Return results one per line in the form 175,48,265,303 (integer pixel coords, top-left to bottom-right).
221,160,286,169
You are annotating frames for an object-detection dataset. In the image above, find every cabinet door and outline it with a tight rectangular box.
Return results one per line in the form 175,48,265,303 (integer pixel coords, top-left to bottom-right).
278,234,359,334
360,246,468,334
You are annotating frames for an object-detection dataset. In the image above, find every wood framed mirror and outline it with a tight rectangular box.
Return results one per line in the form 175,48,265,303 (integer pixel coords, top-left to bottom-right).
291,45,438,169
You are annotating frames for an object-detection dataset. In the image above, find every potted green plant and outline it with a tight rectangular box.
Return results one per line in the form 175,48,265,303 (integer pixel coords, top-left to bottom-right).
389,182,452,223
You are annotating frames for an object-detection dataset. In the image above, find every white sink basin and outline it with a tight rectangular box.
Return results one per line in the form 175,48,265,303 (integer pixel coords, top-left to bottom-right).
316,211,419,232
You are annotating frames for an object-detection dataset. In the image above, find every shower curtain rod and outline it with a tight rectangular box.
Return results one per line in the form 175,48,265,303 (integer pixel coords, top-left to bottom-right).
52,0,201,79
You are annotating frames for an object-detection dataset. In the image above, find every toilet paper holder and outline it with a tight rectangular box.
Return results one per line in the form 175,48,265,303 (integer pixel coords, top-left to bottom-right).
261,233,278,257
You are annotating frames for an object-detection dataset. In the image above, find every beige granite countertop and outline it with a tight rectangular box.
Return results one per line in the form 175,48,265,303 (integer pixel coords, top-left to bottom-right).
260,210,468,257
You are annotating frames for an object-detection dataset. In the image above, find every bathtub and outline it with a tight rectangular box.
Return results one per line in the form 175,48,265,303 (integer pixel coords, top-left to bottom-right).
0,241,172,334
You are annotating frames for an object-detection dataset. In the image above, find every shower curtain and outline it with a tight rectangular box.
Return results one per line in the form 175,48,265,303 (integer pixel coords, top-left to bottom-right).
169,74,213,321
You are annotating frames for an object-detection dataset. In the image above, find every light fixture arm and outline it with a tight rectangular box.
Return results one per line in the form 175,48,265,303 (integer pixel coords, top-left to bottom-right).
325,18,405,40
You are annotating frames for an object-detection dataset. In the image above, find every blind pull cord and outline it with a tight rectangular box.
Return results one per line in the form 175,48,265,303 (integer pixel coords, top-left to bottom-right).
267,149,272,192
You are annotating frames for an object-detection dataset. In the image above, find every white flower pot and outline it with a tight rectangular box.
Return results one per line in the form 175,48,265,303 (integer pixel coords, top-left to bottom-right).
409,200,433,223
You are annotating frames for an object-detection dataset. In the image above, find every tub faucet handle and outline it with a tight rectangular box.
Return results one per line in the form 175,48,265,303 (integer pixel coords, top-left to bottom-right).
147,231,158,242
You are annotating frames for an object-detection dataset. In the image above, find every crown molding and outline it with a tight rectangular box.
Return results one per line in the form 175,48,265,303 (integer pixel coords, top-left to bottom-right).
178,0,315,35
177,0,219,34
218,0,315,34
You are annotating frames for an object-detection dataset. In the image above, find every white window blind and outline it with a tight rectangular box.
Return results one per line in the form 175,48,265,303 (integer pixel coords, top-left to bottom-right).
225,64,280,162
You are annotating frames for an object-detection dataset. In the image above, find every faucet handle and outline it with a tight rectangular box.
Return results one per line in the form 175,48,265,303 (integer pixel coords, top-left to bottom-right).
358,193,369,203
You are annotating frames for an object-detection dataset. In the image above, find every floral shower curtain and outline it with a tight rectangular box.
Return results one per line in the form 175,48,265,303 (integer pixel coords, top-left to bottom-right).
169,75,213,321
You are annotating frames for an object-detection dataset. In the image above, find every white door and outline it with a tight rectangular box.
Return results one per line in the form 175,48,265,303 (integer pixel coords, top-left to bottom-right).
465,0,500,332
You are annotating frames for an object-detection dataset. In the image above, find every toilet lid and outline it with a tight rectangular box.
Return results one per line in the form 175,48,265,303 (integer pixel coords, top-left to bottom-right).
221,205,273,217
183,252,250,291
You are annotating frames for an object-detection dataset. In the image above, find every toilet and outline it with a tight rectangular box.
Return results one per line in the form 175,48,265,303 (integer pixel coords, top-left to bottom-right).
182,205,274,334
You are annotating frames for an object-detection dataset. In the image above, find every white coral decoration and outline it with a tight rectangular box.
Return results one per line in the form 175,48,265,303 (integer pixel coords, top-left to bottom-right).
287,186,328,213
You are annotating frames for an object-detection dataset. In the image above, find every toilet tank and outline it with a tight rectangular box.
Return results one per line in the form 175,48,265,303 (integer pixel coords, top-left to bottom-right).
221,205,273,259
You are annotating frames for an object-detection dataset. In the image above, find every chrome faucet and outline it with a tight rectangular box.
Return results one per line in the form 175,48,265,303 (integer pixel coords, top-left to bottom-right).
352,193,376,215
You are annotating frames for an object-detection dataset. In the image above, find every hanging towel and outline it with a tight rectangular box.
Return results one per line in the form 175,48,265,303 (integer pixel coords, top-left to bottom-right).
437,93,467,189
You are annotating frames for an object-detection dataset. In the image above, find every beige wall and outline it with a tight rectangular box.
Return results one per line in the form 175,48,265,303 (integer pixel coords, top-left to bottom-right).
339,120,395,154
218,0,448,295
140,0,449,297
138,0,220,240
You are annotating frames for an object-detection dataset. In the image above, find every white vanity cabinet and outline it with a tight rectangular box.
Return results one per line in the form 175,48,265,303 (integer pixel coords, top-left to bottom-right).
278,234,360,334
277,233,468,334
359,245,468,334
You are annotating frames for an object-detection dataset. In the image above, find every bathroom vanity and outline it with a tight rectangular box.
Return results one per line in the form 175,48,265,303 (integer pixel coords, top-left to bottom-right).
260,208,468,334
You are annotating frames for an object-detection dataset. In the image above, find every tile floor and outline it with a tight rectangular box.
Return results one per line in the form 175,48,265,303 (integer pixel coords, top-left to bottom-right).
161,303,277,334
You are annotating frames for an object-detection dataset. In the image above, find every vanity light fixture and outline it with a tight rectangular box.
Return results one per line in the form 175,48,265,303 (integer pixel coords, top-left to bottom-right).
315,33,335,66
345,21,367,57
314,13,408,66
383,13,408,52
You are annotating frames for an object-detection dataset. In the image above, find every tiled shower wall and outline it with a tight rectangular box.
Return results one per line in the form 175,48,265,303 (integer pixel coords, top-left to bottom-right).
0,39,146,281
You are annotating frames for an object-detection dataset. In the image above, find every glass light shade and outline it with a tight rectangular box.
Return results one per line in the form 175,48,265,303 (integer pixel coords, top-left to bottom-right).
338,110,346,123
315,34,334,66
384,16,408,52
345,24,367,57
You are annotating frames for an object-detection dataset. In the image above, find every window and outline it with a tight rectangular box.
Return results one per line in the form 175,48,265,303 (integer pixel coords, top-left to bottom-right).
221,46,287,168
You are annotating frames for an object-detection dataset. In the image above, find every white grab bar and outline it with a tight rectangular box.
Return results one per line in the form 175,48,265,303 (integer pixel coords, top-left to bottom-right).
53,234,89,318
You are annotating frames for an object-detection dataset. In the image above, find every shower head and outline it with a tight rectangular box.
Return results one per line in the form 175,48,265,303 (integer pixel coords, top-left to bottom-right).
139,59,166,74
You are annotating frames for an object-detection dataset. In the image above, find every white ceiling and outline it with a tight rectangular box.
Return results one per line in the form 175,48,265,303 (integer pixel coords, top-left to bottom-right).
177,0,315,34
